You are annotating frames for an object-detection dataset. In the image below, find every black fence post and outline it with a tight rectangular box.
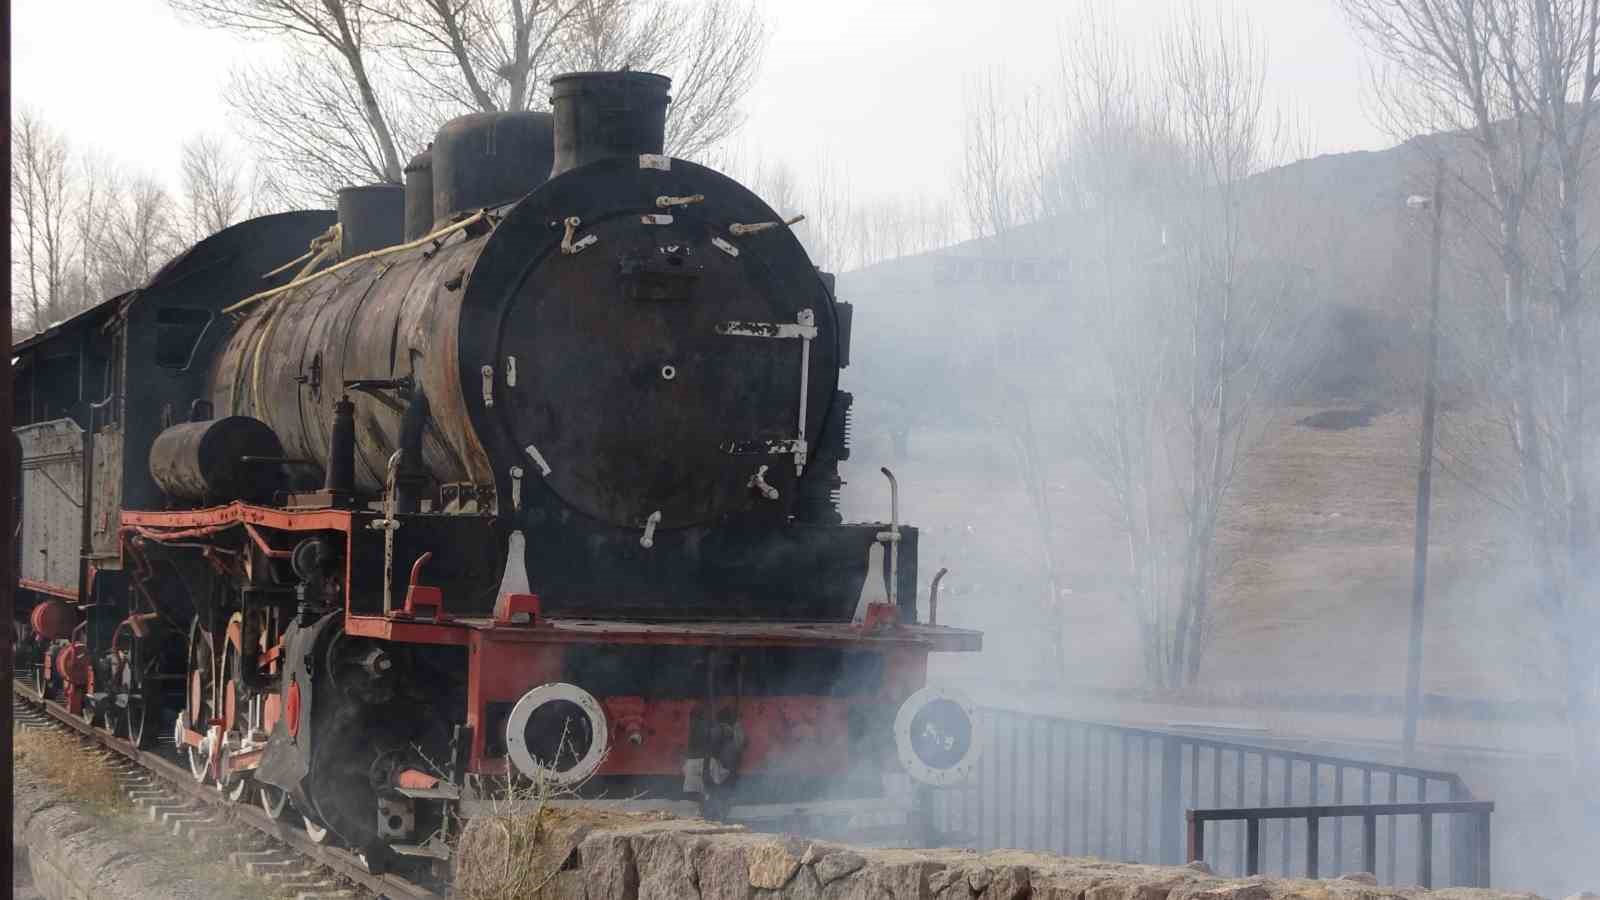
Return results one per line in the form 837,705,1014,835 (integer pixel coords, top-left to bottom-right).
1246,818,1260,875
1361,814,1377,877
1448,778,1472,886
1418,812,1433,888
1187,811,1204,864
1161,736,1183,864
1306,816,1320,879
1477,810,1492,888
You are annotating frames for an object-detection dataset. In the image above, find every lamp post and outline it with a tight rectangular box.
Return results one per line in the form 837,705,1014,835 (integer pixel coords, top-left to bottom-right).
1403,162,1445,761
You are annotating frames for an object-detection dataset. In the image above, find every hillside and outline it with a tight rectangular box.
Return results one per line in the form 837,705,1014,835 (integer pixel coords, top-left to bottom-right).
834,138,1565,709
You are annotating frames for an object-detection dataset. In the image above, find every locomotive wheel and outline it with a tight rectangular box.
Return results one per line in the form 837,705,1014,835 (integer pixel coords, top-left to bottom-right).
123,675,155,749
178,713,210,782
259,784,290,820
302,815,331,844
79,694,101,727
186,620,217,730
116,637,158,748
184,620,218,782
222,771,249,803
216,621,246,800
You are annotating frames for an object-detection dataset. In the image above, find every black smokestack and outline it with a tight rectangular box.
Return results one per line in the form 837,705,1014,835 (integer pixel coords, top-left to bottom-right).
549,71,672,177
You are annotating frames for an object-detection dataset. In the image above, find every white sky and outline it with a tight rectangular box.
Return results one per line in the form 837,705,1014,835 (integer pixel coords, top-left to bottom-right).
13,0,1391,203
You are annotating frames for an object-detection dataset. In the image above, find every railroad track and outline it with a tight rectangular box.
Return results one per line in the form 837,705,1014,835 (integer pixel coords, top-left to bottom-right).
13,680,444,900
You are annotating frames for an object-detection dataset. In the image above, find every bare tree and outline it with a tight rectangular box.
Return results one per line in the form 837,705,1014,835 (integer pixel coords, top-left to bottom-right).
180,133,250,241
960,70,1020,242
11,110,75,333
798,154,855,274
748,157,799,218
1051,5,1185,687
1159,5,1302,686
66,151,120,310
223,49,435,201
172,0,408,184
952,2,1310,689
178,0,766,198
100,175,181,296
646,0,766,159
369,0,576,113
955,68,1074,672
1342,0,1600,772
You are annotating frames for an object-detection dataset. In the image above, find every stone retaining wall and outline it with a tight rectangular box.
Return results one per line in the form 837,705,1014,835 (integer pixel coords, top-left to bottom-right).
456,812,1550,900
13,772,235,900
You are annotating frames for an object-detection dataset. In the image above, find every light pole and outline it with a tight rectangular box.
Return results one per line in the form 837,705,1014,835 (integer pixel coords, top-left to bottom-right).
1403,162,1445,761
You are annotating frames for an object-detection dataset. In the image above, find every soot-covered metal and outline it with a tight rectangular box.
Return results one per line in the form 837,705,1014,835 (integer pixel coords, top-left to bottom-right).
11,68,983,874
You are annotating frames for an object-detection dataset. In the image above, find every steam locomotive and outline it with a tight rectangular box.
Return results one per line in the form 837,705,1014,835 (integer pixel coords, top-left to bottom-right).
11,70,980,866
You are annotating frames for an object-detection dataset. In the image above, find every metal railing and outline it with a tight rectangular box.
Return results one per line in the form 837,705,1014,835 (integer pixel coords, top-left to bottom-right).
929,707,1487,887
1186,801,1493,887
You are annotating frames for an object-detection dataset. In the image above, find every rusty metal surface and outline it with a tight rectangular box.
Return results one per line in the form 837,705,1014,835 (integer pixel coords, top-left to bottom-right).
337,183,404,257
89,425,123,561
147,416,285,502
461,154,840,532
549,71,670,177
403,148,433,240
345,613,983,651
16,418,85,595
121,501,360,532
213,233,491,498
431,111,554,222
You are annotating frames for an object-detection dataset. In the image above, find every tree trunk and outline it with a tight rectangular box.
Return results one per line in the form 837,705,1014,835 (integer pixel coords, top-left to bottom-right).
435,0,498,112
327,4,404,183
505,0,532,112
1184,523,1212,685
1170,535,1199,691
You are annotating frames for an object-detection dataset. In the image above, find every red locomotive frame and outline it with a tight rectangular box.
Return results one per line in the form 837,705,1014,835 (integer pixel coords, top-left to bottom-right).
129,502,979,795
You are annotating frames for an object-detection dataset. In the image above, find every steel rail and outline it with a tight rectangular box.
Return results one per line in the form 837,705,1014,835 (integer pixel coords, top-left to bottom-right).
14,680,442,899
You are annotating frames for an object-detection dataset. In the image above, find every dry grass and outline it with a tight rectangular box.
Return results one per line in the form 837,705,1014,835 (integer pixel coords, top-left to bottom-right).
13,725,125,809
454,771,666,900
14,725,291,899
454,774,574,900
846,407,1559,704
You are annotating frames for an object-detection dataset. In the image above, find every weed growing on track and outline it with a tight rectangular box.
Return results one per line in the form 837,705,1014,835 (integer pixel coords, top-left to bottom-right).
13,725,124,809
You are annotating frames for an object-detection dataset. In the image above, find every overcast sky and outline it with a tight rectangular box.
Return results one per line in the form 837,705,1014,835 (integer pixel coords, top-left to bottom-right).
14,0,1391,205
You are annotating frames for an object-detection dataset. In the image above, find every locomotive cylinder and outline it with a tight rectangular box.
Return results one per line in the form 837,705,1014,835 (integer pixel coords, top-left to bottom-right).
337,184,405,257
549,71,671,176
29,599,74,641
148,416,286,503
432,111,556,224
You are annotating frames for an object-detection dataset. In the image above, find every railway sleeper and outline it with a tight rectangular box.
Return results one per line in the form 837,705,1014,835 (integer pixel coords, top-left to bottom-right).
240,856,305,879
128,786,180,804
229,848,298,869
259,866,325,885
286,876,346,888
144,799,193,821
161,809,215,832
195,824,275,855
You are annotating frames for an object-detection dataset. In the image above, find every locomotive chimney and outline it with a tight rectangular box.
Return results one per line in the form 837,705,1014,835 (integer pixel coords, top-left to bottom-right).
402,147,434,241
337,184,405,257
549,71,671,178
431,111,556,224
